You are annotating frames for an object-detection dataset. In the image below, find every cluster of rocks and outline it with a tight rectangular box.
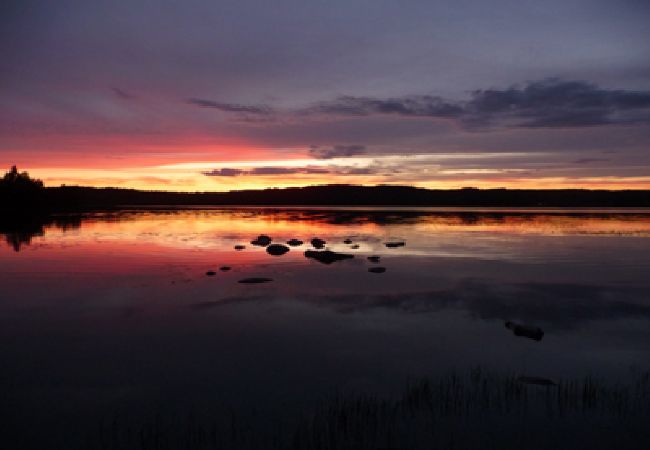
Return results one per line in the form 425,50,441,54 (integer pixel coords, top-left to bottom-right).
205,235,409,283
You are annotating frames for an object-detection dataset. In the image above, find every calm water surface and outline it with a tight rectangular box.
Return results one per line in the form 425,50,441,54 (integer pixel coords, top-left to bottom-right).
2,208,650,447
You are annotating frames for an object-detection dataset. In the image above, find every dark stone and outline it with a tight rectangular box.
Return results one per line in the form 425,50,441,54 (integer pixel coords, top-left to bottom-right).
368,267,386,273
234,245,246,250
384,241,405,248
367,256,381,263
286,238,303,246
266,244,290,256
220,266,231,271
343,239,352,244
350,244,360,249
505,321,544,341
238,277,273,284
206,271,216,276
304,250,354,265
251,235,272,246
310,237,326,249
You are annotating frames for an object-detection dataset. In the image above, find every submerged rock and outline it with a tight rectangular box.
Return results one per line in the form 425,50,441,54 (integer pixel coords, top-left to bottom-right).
384,241,405,248
219,266,231,271
304,250,354,265
206,271,216,276
266,244,290,256
505,321,544,341
234,245,246,251
367,256,381,263
368,267,386,273
310,237,326,249
251,235,272,246
286,238,303,246
517,376,556,386
238,277,273,284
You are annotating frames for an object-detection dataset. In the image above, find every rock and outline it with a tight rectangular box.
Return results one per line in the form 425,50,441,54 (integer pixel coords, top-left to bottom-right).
384,241,405,248
286,238,303,246
505,321,544,341
234,245,246,251
368,267,386,273
304,250,354,265
517,376,556,386
343,239,352,244
266,244,290,256
311,237,326,249
219,266,231,271
251,235,272,246
367,256,381,263
206,271,216,276
350,244,360,249
238,277,273,284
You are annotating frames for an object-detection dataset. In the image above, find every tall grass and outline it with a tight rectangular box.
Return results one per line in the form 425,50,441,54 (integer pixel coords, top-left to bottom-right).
89,368,650,450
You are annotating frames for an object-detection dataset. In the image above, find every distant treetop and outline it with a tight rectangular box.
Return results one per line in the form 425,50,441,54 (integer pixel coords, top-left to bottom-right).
1,166,44,189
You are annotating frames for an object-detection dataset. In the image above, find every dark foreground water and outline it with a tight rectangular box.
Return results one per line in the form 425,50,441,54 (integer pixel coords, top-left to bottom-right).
1,208,650,449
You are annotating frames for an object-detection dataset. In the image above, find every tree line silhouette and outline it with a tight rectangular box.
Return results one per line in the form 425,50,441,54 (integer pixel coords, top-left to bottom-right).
2,166,650,211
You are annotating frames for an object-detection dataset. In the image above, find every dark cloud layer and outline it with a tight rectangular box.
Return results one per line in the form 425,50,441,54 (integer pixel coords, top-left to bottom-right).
303,79,650,129
308,144,366,159
203,165,379,177
187,98,272,115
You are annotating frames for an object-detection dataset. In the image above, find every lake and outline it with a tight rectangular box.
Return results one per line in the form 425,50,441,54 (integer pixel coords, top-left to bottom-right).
2,207,650,449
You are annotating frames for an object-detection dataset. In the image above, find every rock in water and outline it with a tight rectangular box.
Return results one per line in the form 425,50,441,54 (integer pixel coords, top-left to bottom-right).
384,241,405,248
251,235,272,246
343,239,353,244
505,321,544,341
367,256,381,263
220,266,231,271
350,244,360,249
238,277,273,284
234,245,246,250
266,244,290,256
310,237,326,249
286,238,303,246
304,250,354,265
206,271,216,276
368,267,386,273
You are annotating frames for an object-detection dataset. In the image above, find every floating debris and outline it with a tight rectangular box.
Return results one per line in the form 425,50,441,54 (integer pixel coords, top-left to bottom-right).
304,250,354,265
206,271,216,276
367,255,381,263
385,241,405,248
238,277,273,284
368,267,386,273
505,321,544,341
311,237,326,249
266,244,290,256
517,376,556,386
251,235,272,246
286,238,303,246
234,245,246,251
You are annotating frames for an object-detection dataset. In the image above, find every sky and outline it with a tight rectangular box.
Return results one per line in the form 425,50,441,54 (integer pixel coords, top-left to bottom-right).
1,0,650,191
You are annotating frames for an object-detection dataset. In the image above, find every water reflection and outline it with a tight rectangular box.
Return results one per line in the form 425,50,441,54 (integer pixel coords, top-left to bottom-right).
1,208,650,449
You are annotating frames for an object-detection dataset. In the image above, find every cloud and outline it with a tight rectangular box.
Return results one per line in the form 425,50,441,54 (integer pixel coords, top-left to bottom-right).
202,168,245,177
202,165,382,177
302,79,650,129
111,87,136,100
187,98,272,114
571,158,610,164
309,144,366,159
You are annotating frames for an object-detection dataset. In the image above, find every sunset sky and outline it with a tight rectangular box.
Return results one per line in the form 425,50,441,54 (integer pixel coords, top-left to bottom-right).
1,0,650,191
